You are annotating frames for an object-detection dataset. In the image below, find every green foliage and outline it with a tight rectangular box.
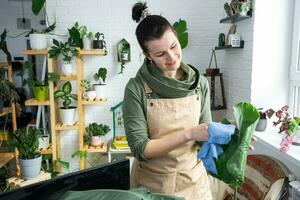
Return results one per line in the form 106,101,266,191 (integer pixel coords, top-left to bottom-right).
17,61,47,87
49,39,79,63
72,150,87,160
54,81,78,109
173,19,188,49
80,79,92,90
47,72,60,87
0,80,20,103
32,0,45,16
28,22,56,35
68,22,86,48
0,29,12,65
93,67,107,84
84,123,110,144
9,127,42,160
94,32,104,41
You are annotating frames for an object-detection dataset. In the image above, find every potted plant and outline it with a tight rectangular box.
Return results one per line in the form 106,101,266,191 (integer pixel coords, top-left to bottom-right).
9,127,42,180
272,105,300,151
54,81,78,125
93,67,107,100
84,122,110,146
93,32,106,50
255,108,275,131
49,39,79,76
28,22,56,50
80,79,96,101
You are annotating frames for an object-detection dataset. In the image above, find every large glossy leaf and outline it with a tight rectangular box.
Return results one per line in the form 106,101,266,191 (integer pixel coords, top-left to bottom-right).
173,19,188,49
212,102,259,186
62,81,72,94
32,0,45,16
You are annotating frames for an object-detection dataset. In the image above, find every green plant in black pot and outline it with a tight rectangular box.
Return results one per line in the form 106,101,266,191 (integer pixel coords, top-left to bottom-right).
54,81,78,125
9,127,42,180
255,108,275,131
93,32,106,50
84,122,110,146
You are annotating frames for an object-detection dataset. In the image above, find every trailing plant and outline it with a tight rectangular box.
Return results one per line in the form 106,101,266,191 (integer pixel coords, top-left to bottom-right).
173,19,188,49
49,39,79,64
8,127,41,160
54,81,78,109
0,29,12,65
27,22,56,35
93,67,107,85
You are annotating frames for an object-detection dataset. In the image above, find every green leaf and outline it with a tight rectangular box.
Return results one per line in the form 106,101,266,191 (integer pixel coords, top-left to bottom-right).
69,93,78,101
63,98,71,108
54,90,65,98
173,19,188,49
32,0,45,16
53,39,60,47
56,158,70,170
62,81,72,94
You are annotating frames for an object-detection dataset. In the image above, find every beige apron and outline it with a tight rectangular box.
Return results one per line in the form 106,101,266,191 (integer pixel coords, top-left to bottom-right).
131,82,212,200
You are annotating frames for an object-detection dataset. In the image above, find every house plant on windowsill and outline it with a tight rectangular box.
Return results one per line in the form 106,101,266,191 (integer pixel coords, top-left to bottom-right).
49,39,79,76
8,127,42,180
93,67,107,100
84,122,110,147
255,108,275,131
272,105,300,152
54,81,78,125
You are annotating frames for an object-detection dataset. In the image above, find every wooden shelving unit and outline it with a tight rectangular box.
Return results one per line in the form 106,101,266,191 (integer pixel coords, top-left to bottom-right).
25,99,50,106
47,49,107,171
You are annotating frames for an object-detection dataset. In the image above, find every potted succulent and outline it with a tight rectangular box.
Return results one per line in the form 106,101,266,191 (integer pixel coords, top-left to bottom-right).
49,39,79,76
54,81,78,125
255,108,275,131
93,32,106,50
9,127,42,180
93,67,107,100
80,79,96,101
28,22,56,50
84,122,110,146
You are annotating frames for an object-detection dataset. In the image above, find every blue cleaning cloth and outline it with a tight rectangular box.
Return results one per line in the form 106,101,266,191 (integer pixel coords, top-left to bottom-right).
197,122,235,175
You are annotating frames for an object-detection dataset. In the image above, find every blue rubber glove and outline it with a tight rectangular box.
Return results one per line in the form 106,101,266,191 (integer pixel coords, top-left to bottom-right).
197,122,235,175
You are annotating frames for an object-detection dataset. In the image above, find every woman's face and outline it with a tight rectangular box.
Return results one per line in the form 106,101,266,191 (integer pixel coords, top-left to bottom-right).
145,29,182,75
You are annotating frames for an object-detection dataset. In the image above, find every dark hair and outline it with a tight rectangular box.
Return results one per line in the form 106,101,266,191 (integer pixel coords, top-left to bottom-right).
132,2,176,53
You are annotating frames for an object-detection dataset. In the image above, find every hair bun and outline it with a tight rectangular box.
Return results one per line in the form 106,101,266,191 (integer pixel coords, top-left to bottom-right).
132,2,148,23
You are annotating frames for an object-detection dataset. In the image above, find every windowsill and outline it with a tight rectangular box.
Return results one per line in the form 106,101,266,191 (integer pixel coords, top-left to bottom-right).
253,129,300,167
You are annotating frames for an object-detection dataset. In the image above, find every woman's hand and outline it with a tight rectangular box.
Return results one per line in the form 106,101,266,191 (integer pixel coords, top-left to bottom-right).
186,123,209,142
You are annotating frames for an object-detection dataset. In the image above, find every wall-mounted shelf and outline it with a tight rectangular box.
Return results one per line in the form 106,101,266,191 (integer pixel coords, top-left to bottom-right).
220,14,251,24
215,40,244,50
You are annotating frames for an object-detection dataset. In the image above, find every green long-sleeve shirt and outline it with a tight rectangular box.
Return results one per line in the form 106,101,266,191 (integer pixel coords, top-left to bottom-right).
122,60,212,161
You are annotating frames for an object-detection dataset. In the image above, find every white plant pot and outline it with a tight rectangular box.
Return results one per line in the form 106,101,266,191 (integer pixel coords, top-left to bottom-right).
61,63,73,76
94,84,106,100
60,107,77,125
38,135,50,149
19,155,42,180
83,90,96,101
83,37,92,50
29,33,48,50
91,136,102,146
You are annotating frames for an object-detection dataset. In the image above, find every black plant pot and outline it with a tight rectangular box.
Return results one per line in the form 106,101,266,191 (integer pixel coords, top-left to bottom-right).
93,40,106,49
255,118,267,132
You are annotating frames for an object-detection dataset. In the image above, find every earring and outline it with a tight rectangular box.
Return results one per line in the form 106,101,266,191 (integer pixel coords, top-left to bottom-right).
148,58,153,63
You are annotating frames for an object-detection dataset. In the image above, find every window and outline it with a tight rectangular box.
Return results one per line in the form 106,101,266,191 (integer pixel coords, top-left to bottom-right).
289,0,300,116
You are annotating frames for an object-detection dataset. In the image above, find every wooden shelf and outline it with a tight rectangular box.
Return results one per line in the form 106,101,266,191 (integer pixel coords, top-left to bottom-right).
0,152,14,168
78,49,107,56
37,145,52,154
55,123,79,131
82,99,107,105
83,143,107,153
25,99,50,106
0,107,12,117
220,14,251,23
215,40,244,50
0,62,9,69
21,50,48,55
60,75,77,81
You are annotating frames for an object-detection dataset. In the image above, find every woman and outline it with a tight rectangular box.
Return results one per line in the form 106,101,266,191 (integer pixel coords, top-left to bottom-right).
123,2,213,199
